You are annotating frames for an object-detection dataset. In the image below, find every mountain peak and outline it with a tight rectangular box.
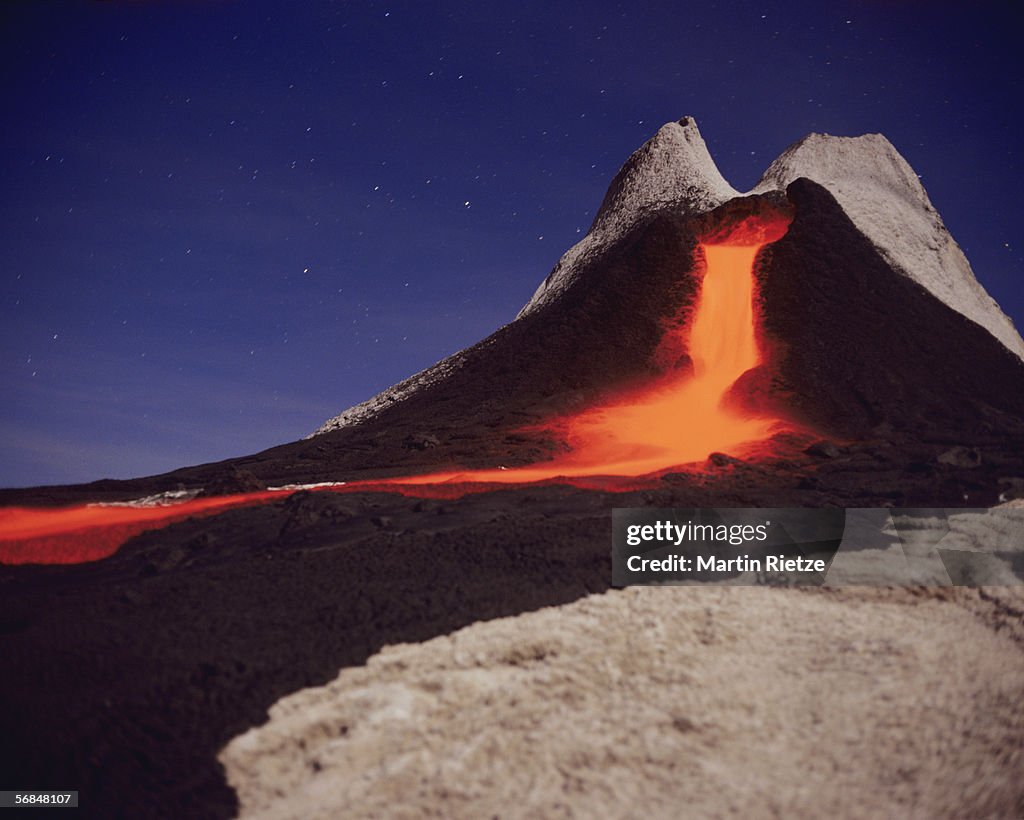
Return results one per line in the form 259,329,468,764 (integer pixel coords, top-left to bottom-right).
518,116,738,315
589,116,738,235
755,131,920,196
755,131,1024,359
524,121,1023,358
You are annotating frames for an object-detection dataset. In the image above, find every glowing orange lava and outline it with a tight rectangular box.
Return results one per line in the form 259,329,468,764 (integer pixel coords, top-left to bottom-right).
0,213,798,566
0,491,290,565
377,212,793,485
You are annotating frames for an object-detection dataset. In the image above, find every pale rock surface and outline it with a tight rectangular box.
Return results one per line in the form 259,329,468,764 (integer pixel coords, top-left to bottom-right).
754,132,1024,359
310,346,471,434
825,505,1024,585
518,117,739,316
222,584,1024,819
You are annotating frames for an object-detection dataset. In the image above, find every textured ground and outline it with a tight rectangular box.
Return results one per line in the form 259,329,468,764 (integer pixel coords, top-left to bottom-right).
2,481,1023,818
223,584,1024,820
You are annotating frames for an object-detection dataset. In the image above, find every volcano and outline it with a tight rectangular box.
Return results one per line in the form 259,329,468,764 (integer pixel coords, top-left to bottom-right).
1,118,1021,511
303,117,1024,475
7,117,1023,507
2,119,1024,818
199,119,1024,490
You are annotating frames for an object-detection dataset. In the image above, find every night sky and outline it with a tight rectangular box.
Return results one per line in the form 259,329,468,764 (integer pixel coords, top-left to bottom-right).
2,0,1021,488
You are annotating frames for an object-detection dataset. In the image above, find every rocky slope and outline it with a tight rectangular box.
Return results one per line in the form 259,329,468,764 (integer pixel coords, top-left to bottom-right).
754,132,1024,359
314,117,1024,437
223,582,1024,820
309,118,738,435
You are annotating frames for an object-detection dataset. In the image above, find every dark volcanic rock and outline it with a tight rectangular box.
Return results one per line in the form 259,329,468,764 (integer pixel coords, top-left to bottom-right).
804,440,842,459
708,452,745,467
733,179,1024,443
938,446,983,469
3,469,1017,817
197,466,267,497
402,433,441,450
999,477,1024,500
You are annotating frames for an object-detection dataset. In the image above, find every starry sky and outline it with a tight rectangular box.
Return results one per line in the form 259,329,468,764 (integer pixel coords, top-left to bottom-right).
2,0,1022,488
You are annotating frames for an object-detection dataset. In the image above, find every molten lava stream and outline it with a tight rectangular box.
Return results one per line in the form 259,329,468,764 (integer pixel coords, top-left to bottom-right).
0,491,290,566
381,221,790,485
0,215,795,566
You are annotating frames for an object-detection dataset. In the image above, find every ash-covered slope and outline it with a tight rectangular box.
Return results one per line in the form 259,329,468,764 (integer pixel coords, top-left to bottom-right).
223,584,1024,820
314,117,1023,441
298,181,1024,467
520,116,740,314
754,132,1024,359
315,118,737,434
737,179,1024,437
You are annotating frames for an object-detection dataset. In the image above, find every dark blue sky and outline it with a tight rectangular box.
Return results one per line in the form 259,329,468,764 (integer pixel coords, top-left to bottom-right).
2,0,1021,488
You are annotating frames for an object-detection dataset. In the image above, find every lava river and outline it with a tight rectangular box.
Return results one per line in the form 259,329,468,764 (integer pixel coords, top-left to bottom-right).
1,213,798,565
387,212,794,484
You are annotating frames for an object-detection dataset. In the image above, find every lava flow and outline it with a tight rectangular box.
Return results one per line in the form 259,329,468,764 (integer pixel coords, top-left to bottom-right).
377,210,794,484
0,212,796,566
0,491,293,565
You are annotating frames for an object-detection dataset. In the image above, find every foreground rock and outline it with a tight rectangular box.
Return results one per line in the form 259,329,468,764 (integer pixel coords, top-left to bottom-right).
223,585,1024,819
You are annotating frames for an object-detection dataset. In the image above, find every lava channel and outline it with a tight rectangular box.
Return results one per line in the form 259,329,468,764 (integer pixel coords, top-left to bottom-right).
373,210,795,485
0,491,294,566
0,211,800,565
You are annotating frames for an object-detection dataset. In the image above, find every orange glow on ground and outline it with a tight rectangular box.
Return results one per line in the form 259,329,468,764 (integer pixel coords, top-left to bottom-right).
0,492,291,565
0,479,656,565
374,212,794,485
0,212,801,566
